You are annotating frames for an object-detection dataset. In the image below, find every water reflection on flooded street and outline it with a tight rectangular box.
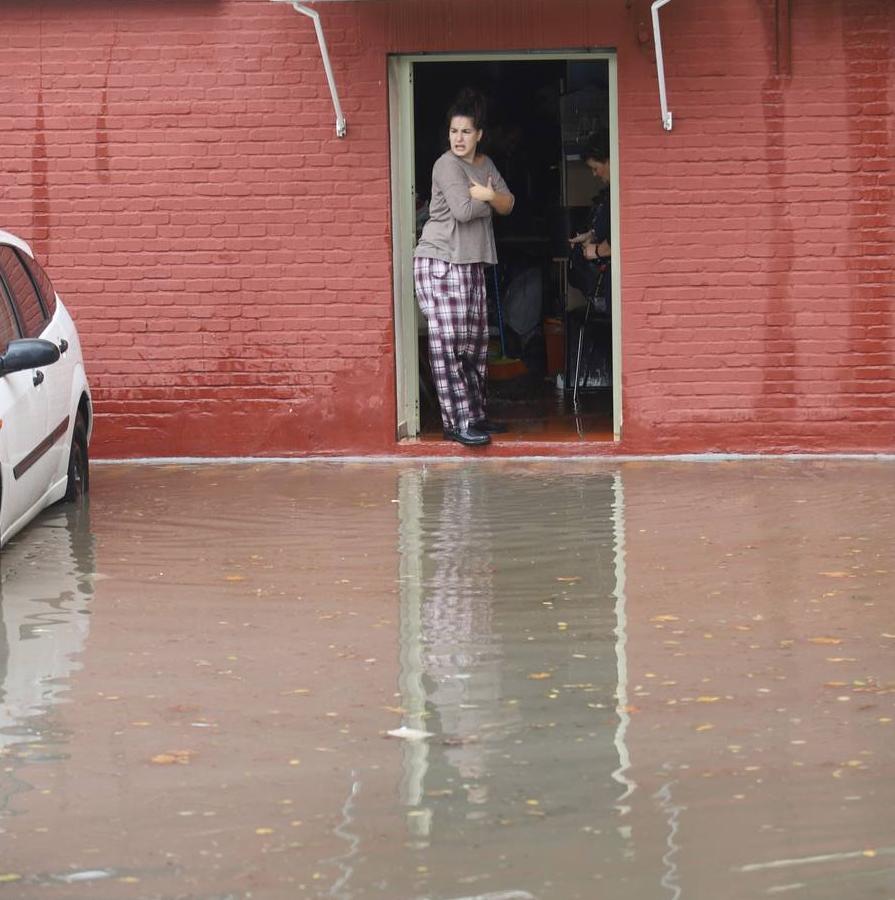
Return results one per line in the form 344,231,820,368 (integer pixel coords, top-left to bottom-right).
0,460,893,899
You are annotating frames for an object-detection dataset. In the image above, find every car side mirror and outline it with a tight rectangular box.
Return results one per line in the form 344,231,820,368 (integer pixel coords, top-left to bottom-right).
0,338,61,376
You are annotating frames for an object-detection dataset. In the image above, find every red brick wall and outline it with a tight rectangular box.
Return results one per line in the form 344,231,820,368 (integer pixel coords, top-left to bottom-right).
2,0,892,456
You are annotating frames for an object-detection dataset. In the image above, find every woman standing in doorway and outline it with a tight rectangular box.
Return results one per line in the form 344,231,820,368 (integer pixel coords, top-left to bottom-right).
414,89,515,447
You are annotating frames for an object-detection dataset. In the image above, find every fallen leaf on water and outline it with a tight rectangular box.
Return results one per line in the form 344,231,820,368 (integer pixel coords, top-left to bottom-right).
0,875,22,883
255,827,274,835
150,750,195,766
556,576,581,583
819,571,849,578
696,696,721,703
695,724,714,732
651,615,679,622
809,637,842,645
225,575,245,582
528,673,552,680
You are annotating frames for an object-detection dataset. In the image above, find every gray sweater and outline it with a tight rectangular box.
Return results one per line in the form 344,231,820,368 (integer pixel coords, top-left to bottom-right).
414,152,513,266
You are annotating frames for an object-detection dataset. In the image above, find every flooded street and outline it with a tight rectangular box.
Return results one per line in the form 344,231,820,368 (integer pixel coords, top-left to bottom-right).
1,460,894,899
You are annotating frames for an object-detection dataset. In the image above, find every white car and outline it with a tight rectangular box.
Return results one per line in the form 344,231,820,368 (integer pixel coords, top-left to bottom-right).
0,230,92,548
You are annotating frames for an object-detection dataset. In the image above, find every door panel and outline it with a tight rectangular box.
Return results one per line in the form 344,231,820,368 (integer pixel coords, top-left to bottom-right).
0,367,52,529
35,311,75,485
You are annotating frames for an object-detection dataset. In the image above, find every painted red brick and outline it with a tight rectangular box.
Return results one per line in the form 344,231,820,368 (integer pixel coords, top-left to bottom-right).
1,0,892,456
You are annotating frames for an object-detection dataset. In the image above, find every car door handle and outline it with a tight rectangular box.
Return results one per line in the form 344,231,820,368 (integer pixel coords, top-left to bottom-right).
58,339,69,354
33,370,44,387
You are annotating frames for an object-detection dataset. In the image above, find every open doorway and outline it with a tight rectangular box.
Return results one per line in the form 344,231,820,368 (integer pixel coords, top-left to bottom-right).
389,52,621,443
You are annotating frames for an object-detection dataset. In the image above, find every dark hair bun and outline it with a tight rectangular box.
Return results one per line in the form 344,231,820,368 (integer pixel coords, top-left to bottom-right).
447,88,487,131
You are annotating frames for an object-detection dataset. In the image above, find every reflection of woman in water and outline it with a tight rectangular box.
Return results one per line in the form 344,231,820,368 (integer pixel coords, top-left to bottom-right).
414,88,515,448
421,471,496,789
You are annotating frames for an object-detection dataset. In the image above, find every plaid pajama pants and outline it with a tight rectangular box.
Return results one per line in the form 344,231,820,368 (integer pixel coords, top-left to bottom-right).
414,257,489,432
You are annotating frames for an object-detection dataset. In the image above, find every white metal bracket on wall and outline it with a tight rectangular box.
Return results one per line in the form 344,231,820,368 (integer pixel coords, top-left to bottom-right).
651,0,674,131
271,0,347,137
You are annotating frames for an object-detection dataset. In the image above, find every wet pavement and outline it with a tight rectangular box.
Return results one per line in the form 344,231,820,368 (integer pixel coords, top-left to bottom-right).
0,459,893,900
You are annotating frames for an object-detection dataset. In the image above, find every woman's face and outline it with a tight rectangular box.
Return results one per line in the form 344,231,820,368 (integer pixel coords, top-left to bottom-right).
587,158,611,186
449,116,482,162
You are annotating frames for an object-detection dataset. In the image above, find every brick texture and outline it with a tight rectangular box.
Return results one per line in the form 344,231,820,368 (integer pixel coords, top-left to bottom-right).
1,0,892,455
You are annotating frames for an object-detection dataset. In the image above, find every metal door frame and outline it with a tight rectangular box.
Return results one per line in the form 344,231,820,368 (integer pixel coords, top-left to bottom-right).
389,50,622,441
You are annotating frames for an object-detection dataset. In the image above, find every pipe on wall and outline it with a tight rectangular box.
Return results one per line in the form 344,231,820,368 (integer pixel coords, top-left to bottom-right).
651,0,674,131
273,0,348,138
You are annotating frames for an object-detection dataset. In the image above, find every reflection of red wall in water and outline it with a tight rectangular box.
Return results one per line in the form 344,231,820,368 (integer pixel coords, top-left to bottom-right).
1,1,893,456
621,463,895,892
1,467,407,896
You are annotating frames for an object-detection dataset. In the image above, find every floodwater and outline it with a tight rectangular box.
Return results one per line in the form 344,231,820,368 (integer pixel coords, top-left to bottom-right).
1,460,894,900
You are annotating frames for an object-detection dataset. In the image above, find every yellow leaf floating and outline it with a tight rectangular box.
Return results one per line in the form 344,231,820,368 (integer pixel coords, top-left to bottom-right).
651,615,679,622
528,672,552,680
695,724,714,732
225,575,246,582
809,637,842,645
255,828,274,835
0,875,22,883
150,750,195,766
696,696,721,703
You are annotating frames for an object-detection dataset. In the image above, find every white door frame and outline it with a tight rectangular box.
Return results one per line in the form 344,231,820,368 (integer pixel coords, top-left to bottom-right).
389,50,622,441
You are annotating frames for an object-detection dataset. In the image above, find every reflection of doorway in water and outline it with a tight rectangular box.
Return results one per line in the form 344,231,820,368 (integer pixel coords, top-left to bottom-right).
409,56,618,442
393,466,634,896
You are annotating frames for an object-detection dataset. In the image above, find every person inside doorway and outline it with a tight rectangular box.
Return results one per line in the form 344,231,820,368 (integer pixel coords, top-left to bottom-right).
414,88,515,447
569,133,611,312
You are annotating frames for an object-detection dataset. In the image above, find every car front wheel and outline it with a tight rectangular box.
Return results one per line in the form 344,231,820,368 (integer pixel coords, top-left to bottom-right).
63,414,89,503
